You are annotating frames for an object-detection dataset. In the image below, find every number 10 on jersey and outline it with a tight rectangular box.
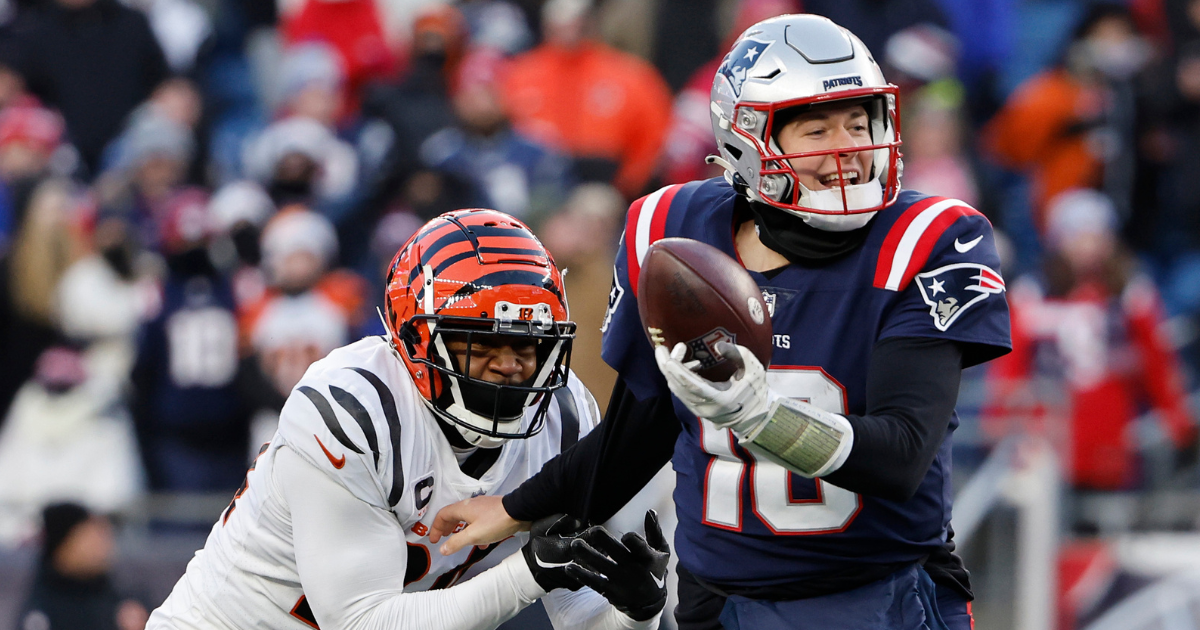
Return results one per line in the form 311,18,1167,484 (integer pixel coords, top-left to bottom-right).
700,367,862,534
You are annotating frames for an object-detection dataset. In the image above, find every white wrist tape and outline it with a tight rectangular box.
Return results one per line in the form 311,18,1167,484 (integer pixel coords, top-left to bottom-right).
737,397,854,478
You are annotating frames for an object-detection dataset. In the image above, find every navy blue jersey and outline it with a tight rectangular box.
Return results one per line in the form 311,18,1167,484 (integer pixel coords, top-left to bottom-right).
132,272,249,491
600,178,1011,588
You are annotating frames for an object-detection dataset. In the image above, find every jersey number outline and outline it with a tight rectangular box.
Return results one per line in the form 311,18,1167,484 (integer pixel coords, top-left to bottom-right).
403,541,503,589
222,442,271,525
700,367,862,534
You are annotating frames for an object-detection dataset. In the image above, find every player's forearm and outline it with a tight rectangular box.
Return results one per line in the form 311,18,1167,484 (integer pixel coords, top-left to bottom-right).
504,379,679,523
343,554,545,630
279,446,540,630
823,336,963,502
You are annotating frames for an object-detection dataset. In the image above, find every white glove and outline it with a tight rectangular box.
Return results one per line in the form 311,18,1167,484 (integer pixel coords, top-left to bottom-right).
655,342,855,478
654,342,778,433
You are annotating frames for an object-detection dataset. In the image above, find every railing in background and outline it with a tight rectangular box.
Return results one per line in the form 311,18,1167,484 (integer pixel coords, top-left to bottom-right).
1081,568,1200,630
954,434,1062,630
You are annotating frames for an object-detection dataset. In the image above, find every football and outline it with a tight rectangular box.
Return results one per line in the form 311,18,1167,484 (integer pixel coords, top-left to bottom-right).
637,238,773,381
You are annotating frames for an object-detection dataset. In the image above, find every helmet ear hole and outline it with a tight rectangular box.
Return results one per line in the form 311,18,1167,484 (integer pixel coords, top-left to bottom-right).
724,144,743,160
398,322,423,357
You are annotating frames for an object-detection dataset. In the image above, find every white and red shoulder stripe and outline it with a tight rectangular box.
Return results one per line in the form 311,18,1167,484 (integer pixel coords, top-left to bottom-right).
874,197,987,292
624,184,684,296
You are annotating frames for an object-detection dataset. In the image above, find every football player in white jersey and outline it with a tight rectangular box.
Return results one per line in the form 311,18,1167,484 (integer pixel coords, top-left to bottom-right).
146,209,668,630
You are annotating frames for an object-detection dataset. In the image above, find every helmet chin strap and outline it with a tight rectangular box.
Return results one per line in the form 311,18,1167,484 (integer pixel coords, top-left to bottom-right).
784,179,883,232
443,402,517,449
710,152,886,233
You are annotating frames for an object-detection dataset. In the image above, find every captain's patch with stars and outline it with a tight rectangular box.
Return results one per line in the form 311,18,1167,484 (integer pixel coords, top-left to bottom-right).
915,263,1005,331
719,38,774,98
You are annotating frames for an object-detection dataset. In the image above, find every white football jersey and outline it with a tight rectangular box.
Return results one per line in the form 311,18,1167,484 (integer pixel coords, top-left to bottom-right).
148,335,602,630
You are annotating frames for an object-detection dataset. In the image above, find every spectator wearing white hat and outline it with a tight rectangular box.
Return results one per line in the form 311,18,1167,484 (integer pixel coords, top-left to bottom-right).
236,207,366,451
271,41,344,127
238,206,366,355
241,116,358,217
94,110,196,258
207,179,276,310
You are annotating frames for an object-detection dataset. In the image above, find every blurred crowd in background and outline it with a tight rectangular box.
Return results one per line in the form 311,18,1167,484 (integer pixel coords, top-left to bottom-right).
1,0,1200,627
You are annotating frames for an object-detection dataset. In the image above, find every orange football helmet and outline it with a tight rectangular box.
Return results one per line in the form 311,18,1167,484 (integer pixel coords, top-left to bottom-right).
384,209,575,447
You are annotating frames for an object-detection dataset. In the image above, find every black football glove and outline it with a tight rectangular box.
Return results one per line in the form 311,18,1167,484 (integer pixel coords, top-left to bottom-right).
521,513,588,592
566,510,670,621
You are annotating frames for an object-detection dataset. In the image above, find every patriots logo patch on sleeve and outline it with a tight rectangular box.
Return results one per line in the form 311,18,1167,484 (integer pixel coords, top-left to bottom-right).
718,38,773,97
915,263,1006,331
600,266,624,333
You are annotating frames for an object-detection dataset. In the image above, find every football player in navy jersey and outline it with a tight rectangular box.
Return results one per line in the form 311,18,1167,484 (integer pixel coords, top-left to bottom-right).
431,14,1011,630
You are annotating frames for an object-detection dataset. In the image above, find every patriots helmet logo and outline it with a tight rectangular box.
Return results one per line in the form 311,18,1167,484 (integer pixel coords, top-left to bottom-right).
915,263,1005,331
719,38,773,98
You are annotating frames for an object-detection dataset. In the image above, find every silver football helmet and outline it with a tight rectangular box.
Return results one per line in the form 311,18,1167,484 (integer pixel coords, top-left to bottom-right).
709,14,903,231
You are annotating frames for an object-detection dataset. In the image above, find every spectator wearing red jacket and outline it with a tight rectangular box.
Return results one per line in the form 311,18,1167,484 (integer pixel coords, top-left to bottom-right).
280,0,396,119
987,188,1197,490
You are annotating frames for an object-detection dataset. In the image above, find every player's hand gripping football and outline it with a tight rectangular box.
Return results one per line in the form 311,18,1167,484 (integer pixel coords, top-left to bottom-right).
657,341,856,478
566,510,670,622
654,341,777,433
522,513,589,592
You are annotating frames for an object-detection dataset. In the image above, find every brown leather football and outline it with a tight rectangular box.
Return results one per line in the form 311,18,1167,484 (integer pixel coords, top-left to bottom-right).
636,237,772,381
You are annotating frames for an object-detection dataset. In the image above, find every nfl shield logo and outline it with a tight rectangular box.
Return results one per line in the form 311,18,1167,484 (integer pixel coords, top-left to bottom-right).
686,327,736,371
761,290,777,318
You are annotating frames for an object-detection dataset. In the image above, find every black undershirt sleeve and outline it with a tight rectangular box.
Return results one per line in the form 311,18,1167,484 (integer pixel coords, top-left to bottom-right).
822,336,964,503
506,336,964,520
502,379,681,524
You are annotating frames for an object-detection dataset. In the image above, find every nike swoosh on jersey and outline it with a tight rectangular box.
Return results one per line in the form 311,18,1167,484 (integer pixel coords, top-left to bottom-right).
954,235,983,253
652,573,666,589
314,435,346,469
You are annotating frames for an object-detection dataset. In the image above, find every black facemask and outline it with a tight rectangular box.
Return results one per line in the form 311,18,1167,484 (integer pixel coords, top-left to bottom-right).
741,196,874,265
268,179,313,207
434,374,529,424
231,224,261,266
100,243,135,279
166,247,216,277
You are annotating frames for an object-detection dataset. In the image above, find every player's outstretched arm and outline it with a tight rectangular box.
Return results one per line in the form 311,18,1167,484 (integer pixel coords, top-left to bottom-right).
433,379,680,556
656,334,968,502
277,446,582,630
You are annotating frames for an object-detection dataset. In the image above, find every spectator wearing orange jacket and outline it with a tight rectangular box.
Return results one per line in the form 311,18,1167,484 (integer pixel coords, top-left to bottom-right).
502,0,672,198
982,5,1150,232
